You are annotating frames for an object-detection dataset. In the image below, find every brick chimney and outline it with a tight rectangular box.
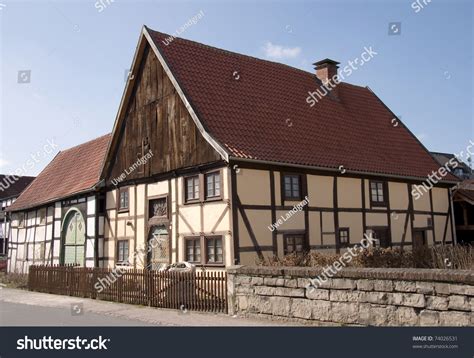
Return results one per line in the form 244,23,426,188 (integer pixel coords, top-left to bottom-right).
313,58,340,99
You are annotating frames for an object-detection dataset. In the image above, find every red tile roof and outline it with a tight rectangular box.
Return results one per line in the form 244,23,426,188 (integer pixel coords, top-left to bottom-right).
8,134,111,211
147,28,457,182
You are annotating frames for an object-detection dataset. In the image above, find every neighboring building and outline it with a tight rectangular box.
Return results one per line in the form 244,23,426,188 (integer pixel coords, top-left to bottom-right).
6,135,110,273
8,26,460,272
0,175,35,255
452,179,474,245
431,152,473,180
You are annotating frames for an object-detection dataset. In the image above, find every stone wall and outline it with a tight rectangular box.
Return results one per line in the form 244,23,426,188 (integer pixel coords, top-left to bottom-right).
227,266,474,326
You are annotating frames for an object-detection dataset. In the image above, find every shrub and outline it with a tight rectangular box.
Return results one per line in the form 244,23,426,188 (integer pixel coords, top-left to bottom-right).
257,244,473,270
0,272,29,289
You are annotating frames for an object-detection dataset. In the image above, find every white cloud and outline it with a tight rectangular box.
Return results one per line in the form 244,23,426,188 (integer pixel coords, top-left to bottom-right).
263,42,301,59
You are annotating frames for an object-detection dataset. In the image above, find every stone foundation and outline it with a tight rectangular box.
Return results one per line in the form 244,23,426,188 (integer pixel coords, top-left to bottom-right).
227,266,474,326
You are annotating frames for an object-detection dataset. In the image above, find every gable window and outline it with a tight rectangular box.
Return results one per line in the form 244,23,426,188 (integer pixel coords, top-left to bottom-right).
205,171,221,199
185,237,201,263
118,187,129,212
283,234,305,255
370,181,386,206
283,174,301,200
185,176,200,202
117,240,129,264
206,237,223,264
338,228,350,247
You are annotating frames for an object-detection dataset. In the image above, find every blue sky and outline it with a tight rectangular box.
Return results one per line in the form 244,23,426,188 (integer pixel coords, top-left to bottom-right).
0,0,472,175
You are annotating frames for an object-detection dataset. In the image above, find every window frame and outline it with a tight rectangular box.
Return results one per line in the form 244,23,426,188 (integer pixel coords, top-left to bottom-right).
204,171,222,201
338,228,350,247
183,235,225,266
282,173,302,201
184,175,200,203
116,240,130,265
184,236,202,264
183,169,224,205
205,236,224,265
118,187,130,213
283,233,306,255
369,180,388,207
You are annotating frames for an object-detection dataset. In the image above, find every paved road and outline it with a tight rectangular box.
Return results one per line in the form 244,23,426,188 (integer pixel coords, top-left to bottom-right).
0,301,153,326
0,288,288,326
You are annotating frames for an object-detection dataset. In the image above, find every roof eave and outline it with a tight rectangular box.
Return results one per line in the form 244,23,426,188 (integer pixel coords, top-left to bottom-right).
228,156,460,185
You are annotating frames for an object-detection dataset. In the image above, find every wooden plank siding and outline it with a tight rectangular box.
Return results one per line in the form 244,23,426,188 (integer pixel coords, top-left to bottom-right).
106,45,221,185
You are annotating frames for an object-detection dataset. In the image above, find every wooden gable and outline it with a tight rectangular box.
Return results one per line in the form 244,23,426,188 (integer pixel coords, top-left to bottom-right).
105,44,222,185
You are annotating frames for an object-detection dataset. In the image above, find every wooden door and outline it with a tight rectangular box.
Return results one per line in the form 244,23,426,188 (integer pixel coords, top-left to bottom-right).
147,225,170,270
62,210,86,266
413,230,426,248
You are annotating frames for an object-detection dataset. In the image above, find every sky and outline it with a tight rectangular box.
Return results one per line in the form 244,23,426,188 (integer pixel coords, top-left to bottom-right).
0,0,472,176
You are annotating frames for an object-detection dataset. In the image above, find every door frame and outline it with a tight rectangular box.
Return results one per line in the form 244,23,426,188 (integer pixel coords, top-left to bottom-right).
60,207,86,266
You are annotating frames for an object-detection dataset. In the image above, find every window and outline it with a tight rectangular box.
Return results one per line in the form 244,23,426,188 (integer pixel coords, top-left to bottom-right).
18,213,25,228
283,234,305,255
185,238,201,263
117,240,129,264
38,208,46,225
118,188,129,211
339,228,350,247
185,176,199,202
149,197,168,218
206,237,223,264
370,181,386,205
205,171,221,199
283,174,301,200
371,228,390,248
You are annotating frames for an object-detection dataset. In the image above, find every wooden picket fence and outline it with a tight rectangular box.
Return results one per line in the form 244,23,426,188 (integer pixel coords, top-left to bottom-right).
28,265,228,313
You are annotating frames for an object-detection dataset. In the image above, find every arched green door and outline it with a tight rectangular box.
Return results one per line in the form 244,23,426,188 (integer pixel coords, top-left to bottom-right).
62,209,86,266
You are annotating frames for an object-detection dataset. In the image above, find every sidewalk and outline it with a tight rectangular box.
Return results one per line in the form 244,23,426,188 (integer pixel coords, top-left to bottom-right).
0,288,289,326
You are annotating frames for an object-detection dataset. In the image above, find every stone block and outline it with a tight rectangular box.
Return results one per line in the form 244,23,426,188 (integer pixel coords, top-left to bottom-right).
292,298,312,319
448,295,470,311
330,290,359,302
439,311,471,326
250,276,264,285
331,278,357,290
394,280,417,293
426,296,448,311
395,306,418,326
270,296,291,316
373,279,394,292
419,310,440,326
306,288,329,300
330,302,359,324
357,279,374,291
311,300,331,321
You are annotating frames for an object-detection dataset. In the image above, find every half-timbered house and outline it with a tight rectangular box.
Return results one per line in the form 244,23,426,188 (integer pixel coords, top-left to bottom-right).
0,175,35,256
6,135,110,273
99,26,458,269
